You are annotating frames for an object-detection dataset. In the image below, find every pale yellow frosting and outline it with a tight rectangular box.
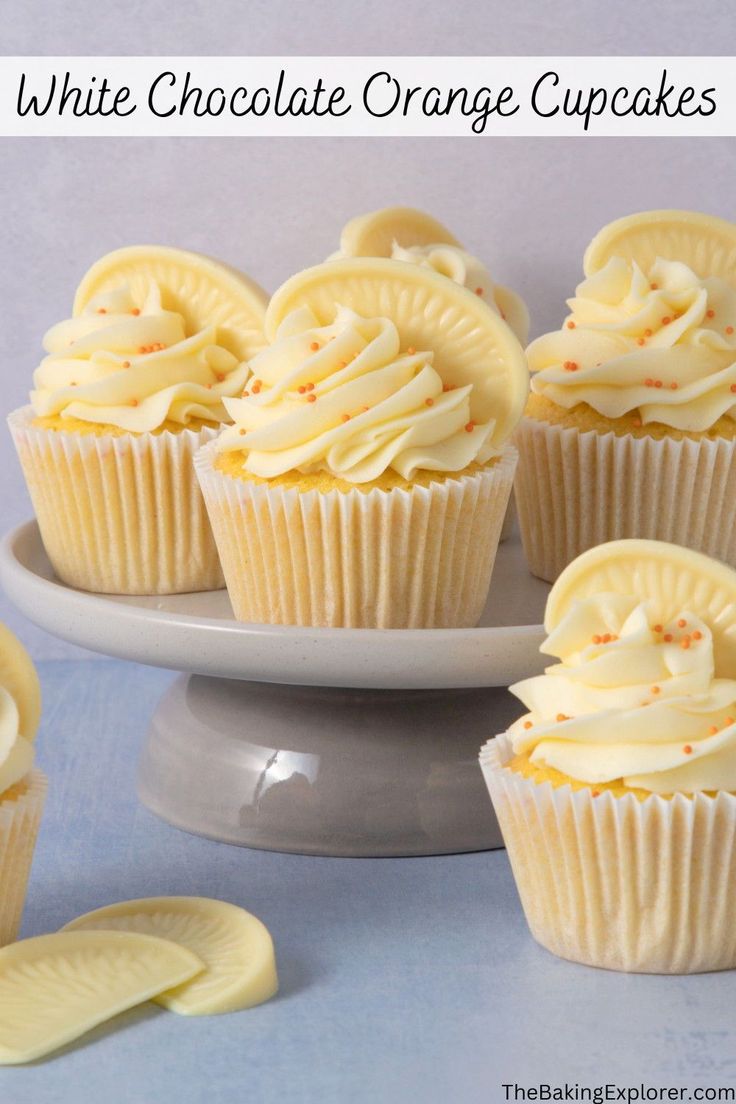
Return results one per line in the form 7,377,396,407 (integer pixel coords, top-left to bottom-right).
528,258,736,432
0,686,33,795
509,593,736,794
31,283,250,433
217,305,498,483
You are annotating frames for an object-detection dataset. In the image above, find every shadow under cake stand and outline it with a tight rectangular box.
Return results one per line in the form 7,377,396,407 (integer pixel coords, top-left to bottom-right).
0,520,549,857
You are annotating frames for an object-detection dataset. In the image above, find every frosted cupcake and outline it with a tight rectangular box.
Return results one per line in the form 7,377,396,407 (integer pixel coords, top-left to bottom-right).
514,210,736,582
0,622,47,947
195,257,528,628
9,246,268,594
481,538,736,974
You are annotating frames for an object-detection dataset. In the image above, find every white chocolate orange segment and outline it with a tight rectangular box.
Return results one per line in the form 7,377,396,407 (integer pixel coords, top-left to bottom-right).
545,539,736,677
493,285,530,346
63,897,278,1016
0,622,41,742
73,245,269,363
583,210,736,287
265,259,528,441
339,206,461,258
0,931,203,1064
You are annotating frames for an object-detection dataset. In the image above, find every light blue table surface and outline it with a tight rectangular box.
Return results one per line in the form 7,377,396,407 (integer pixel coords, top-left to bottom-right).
4,659,736,1104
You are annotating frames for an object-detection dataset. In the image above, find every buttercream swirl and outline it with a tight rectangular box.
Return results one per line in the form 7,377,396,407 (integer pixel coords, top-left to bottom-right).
0,685,33,796
217,305,498,483
31,283,249,433
509,593,736,794
527,258,736,432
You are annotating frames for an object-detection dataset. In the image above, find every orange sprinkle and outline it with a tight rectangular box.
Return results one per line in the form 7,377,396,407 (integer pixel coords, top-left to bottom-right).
726,717,735,726
129,398,138,407
610,634,619,641
591,790,600,798
707,309,715,319
464,421,475,433
239,428,246,435
653,624,663,633
602,633,612,644
692,630,703,641
664,633,673,642
644,329,653,337
306,394,317,403
566,321,576,329
523,721,533,730
97,308,107,314
215,372,225,383
731,385,736,394
671,382,679,390
425,398,434,407
205,383,212,390
678,619,687,628
407,346,416,355
654,379,663,388
475,287,483,296
442,383,454,392
632,417,642,427
556,713,568,723
651,685,661,694
131,308,140,316
305,382,315,392
563,360,579,372
683,744,693,755
341,413,351,423
298,385,307,394
727,326,735,335
339,361,348,368
681,637,691,650
122,361,131,368
645,378,654,388
637,338,646,346
650,282,659,290
251,384,261,395
709,725,719,735
310,341,320,351
252,379,262,389
661,317,671,326
592,635,602,644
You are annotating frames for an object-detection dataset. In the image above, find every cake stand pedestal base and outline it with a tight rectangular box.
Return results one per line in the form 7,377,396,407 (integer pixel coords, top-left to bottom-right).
137,676,519,857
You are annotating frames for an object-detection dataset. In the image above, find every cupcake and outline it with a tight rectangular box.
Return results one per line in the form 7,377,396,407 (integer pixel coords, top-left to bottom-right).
514,209,736,582
0,621,47,947
481,538,736,973
9,246,268,595
195,257,528,628
329,205,530,344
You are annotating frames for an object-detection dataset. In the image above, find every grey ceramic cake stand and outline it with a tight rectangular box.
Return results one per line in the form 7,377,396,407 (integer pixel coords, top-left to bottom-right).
0,520,549,857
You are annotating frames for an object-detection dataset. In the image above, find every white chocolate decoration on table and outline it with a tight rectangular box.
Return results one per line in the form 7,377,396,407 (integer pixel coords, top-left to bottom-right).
528,257,736,431
0,931,202,1064
31,283,250,434
64,897,278,1015
0,622,41,795
218,305,500,483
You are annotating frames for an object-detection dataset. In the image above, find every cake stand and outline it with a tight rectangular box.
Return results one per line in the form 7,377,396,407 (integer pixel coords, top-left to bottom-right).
0,520,550,857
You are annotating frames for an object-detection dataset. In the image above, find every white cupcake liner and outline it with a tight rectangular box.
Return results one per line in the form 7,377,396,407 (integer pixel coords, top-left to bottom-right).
195,442,518,628
480,735,736,974
514,416,736,582
9,406,225,594
0,769,47,947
